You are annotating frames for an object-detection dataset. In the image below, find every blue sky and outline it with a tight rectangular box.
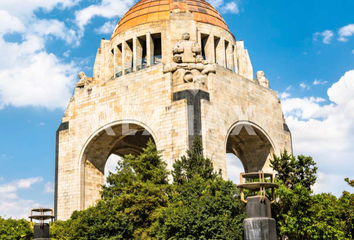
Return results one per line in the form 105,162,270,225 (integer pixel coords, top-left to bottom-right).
0,0,354,218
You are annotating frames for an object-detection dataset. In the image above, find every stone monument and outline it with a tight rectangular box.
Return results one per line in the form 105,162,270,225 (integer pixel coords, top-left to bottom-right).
55,0,292,221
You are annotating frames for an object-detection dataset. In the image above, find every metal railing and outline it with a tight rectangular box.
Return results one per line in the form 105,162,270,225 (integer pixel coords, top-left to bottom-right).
136,58,148,71
114,55,163,79
151,55,162,66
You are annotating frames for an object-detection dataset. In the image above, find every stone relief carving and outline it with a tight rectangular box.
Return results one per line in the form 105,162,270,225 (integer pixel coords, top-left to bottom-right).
256,71,269,88
163,33,216,85
76,71,93,89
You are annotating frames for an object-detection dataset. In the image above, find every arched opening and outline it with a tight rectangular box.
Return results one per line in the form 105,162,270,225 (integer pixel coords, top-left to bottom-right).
80,122,156,210
226,122,275,180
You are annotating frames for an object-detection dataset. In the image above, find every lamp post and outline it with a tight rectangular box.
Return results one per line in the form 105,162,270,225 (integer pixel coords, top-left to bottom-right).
237,171,278,240
29,208,55,240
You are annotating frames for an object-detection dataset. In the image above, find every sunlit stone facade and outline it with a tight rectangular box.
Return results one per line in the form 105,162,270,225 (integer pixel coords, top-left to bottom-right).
55,0,292,220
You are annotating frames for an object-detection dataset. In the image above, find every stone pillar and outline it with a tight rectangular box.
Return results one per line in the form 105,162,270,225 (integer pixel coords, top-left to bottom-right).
122,40,125,76
214,36,224,66
150,34,155,65
197,29,202,49
243,196,277,240
33,224,50,240
210,34,215,64
226,41,234,71
133,34,137,72
203,34,213,64
234,43,238,74
222,37,226,68
146,32,152,67
113,46,116,77
115,44,123,77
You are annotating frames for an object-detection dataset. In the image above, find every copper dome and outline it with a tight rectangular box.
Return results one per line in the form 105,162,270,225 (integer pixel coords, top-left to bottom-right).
111,0,229,39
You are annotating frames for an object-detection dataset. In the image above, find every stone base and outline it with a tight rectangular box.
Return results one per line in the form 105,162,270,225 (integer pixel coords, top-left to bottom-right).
246,196,271,218
33,223,50,239
244,217,277,240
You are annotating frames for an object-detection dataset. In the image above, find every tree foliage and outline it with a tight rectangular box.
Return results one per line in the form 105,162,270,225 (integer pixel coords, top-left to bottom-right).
153,136,245,239
0,217,33,240
271,151,349,239
339,178,354,239
270,150,317,190
46,141,353,239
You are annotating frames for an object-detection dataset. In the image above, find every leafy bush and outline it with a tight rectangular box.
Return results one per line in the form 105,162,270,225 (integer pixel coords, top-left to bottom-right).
0,217,33,240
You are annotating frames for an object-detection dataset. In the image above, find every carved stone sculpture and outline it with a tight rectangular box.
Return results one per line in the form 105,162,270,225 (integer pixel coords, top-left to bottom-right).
164,33,216,85
173,33,201,63
256,71,269,88
76,71,93,89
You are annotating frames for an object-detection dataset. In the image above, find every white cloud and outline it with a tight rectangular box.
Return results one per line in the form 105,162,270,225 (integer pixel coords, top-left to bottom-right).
30,19,81,46
0,0,82,111
286,85,293,91
338,24,354,42
314,30,334,44
0,177,44,218
313,79,327,85
352,50,354,54
220,2,240,14
327,69,354,104
313,172,351,196
44,182,54,193
282,97,327,119
75,0,135,29
95,21,117,34
282,68,354,196
0,10,25,34
279,92,291,99
0,0,81,20
0,35,78,110
300,82,310,90
17,177,43,189
209,0,240,14
63,50,71,58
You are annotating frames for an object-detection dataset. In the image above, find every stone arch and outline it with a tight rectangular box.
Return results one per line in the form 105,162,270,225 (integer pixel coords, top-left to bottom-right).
78,120,157,210
225,121,276,173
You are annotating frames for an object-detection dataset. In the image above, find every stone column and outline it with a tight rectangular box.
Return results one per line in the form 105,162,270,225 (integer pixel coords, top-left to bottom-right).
146,32,152,67
210,34,215,64
113,46,116,77
122,40,125,76
133,34,137,72
150,34,155,65
222,37,226,68
197,28,202,49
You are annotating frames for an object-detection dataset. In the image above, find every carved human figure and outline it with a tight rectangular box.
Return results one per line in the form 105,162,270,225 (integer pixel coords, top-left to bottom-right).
76,71,93,88
256,71,269,88
164,33,216,86
173,33,201,63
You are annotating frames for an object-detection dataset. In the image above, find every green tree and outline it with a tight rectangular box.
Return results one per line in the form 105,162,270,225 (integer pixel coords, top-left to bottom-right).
270,150,317,190
59,139,169,239
70,201,133,240
50,219,74,240
0,217,33,240
153,136,245,239
172,136,216,184
271,152,346,239
339,178,354,239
